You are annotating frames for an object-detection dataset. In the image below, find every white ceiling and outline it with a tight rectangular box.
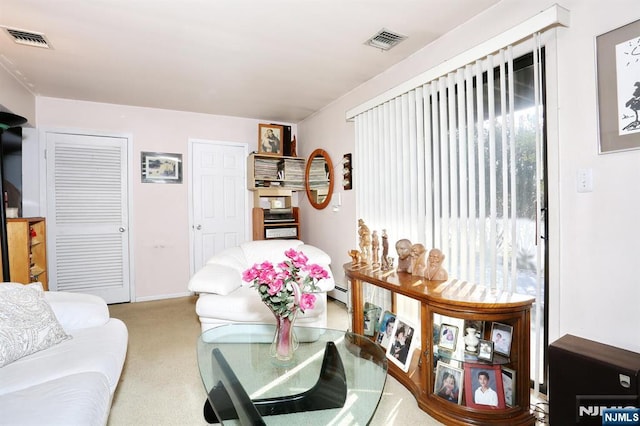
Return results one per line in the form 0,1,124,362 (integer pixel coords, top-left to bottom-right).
1,0,499,123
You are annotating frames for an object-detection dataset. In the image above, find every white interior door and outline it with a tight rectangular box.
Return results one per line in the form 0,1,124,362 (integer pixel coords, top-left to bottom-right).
46,132,131,303
189,140,248,274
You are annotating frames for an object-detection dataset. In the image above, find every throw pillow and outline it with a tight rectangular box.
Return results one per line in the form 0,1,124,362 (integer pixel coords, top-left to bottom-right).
0,283,72,367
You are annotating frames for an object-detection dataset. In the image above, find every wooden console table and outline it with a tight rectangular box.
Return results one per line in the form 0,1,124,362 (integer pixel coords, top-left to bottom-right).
345,263,535,425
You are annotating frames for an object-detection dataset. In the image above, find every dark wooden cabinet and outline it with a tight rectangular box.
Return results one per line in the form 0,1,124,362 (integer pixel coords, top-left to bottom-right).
345,263,535,425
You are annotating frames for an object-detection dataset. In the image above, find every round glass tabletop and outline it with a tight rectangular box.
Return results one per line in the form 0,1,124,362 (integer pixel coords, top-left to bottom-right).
197,324,388,425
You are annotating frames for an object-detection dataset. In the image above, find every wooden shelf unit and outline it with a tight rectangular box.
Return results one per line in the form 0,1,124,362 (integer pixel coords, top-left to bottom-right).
345,263,535,426
2,217,48,290
247,153,305,190
252,207,300,241
248,154,305,240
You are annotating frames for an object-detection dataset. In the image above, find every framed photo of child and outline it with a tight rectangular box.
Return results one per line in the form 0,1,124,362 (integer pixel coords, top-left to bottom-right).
375,311,396,349
439,323,459,352
490,322,513,357
386,317,419,372
434,361,464,405
463,363,506,409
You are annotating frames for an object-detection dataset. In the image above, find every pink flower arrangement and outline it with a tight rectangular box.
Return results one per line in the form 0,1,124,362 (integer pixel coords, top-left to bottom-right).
242,249,330,319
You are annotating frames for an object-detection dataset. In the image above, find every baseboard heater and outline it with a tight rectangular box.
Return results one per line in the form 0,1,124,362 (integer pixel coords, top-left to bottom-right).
549,334,640,425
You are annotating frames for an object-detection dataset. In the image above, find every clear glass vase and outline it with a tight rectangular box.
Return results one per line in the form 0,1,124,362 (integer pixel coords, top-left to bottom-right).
270,310,299,364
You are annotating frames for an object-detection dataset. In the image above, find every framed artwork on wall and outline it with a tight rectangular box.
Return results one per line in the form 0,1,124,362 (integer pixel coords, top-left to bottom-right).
141,152,183,183
258,123,284,156
596,18,640,154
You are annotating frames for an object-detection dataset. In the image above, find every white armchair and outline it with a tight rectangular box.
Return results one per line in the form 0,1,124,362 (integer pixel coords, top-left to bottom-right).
188,240,335,332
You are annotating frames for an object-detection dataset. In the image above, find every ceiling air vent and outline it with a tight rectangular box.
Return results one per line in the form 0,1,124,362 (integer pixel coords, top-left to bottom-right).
3,27,51,49
365,28,407,51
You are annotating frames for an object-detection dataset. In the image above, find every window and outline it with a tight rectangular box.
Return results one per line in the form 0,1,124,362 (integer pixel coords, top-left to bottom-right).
354,42,548,392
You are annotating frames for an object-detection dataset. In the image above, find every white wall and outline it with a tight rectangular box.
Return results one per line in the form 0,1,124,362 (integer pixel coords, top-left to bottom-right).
299,0,640,354
0,66,35,124
35,97,296,300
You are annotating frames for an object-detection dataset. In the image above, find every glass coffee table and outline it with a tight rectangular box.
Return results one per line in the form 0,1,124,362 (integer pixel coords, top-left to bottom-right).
197,324,388,425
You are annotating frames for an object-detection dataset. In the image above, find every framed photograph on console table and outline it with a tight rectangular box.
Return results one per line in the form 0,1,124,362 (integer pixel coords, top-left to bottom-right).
386,316,418,372
464,362,506,409
490,322,513,357
434,360,464,405
438,323,459,352
501,367,516,407
596,18,640,154
258,123,284,156
477,339,494,362
375,311,396,349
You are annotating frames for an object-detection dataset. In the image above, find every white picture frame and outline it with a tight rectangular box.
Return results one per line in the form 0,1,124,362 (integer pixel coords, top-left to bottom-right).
386,316,419,373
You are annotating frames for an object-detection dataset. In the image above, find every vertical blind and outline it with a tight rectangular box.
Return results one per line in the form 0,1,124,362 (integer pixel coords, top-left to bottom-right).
355,39,542,287
353,33,547,393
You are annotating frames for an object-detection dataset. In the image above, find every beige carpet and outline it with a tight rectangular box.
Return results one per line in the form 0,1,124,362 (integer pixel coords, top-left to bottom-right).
107,296,443,426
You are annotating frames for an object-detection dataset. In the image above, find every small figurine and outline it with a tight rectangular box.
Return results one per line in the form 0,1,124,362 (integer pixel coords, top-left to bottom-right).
425,248,448,280
410,243,427,276
348,249,361,265
371,230,380,267
290,135,297,157
358,219,372,264
381,229,391,271
395,238,412,272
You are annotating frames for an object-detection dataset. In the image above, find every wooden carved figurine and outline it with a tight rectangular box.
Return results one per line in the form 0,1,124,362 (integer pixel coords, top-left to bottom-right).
358,219,371,264
425,248,448,280
395,238,412,272
410,243,427,276
348,249,361,265
381,229,391,271
371,230,380,267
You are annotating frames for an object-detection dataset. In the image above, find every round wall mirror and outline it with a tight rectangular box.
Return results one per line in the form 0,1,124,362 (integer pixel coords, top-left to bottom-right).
305,149,334,210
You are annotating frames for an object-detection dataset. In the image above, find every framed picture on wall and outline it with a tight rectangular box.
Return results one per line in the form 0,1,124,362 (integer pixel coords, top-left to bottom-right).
258,123,284,156
596,18,640,154
141,152,183,183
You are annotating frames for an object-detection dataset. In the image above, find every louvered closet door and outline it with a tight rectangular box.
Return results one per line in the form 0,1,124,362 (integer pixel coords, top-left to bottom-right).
46,132,131,303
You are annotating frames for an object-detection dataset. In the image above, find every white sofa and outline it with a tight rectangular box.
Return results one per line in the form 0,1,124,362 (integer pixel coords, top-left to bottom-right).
0,284,128,426
188,239,335,332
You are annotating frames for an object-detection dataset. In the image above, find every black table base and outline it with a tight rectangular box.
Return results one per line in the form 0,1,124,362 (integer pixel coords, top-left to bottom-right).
204,341,347,424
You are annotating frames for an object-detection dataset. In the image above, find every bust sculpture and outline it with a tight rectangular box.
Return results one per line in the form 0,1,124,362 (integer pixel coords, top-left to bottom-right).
395,239,412,273
410,243,427,276
425,248,448,280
